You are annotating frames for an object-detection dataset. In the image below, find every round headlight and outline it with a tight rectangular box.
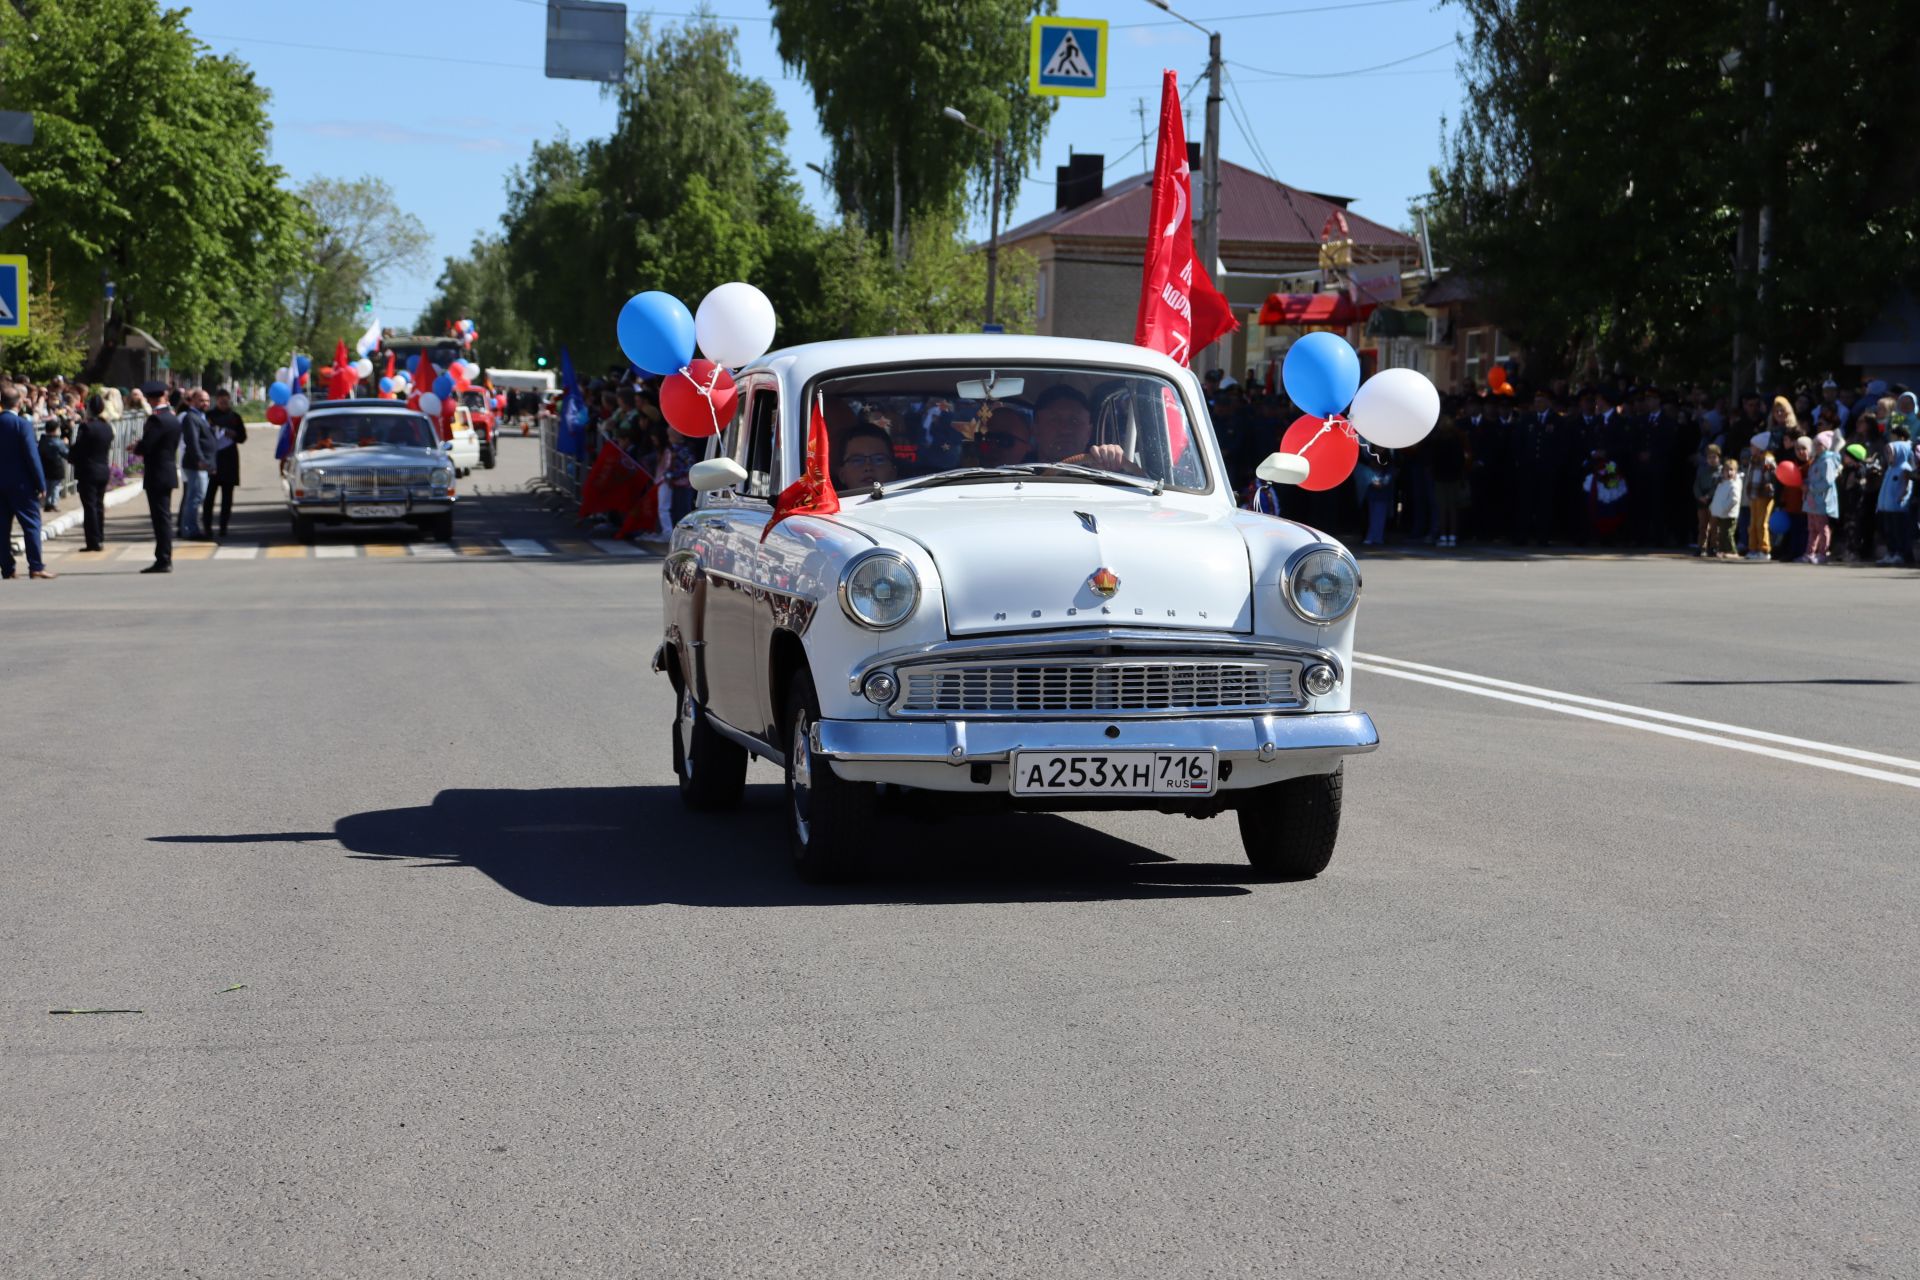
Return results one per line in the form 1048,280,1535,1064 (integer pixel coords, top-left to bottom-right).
839,551,920,630
431,469,454,488
1285,546,1361,624
298,469,321,489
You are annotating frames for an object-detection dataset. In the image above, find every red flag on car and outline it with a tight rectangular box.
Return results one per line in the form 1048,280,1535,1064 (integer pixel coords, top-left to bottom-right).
762,394,840,542
1133,69,1238,366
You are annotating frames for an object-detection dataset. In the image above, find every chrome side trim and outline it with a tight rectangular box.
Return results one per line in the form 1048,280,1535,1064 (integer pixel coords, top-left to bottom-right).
707,708,786,767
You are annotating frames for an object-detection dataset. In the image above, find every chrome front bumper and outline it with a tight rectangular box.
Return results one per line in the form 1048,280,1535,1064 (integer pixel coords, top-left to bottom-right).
288,496,454,517
814,711,1378,792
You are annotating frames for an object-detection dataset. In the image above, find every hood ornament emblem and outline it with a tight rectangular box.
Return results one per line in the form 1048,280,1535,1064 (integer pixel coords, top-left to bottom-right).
1074,510,1097,534
1089,567,1120,598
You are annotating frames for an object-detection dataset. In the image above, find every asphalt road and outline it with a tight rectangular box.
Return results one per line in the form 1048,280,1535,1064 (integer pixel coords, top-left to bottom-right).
3,429,1915,1278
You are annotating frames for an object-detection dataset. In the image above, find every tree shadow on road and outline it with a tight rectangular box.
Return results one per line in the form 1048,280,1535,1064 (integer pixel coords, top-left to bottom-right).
149,786,1258,907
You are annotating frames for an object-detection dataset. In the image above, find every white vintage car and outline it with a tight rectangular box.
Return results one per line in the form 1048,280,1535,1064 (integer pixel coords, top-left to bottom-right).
655,335,1377,881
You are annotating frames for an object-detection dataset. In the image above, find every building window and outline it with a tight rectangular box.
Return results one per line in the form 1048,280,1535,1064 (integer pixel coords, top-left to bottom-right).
1463,328,1484,385
1035,265,1049,321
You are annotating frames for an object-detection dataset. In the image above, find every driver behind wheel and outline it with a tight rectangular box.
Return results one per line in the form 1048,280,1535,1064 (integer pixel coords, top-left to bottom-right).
1033,384,1134,473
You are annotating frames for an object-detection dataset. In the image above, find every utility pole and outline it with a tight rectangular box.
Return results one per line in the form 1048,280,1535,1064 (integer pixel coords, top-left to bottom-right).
942,106,1006,329
1147,2,1227,376
1199,30,1223,378
1134,97,1149,164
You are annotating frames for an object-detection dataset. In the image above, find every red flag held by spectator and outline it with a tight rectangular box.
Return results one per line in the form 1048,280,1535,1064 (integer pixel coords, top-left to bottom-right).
615,465,662,539
762,395,840,542
1133,70,1238,367
579,441,638,518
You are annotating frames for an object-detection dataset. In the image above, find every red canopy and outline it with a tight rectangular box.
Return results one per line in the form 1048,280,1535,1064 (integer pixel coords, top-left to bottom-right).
1256,293,1376,327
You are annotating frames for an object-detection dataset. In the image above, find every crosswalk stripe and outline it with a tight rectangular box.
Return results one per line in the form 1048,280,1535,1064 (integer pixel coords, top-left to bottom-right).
590,539,646,556
548,539,594,555
212,545,260,560
116,544,155,561
312,544,358,559
265,544,307,559
499,538,552,557
364,544,407,558
173,544,215,560
455,543,502,556
407,543,456,557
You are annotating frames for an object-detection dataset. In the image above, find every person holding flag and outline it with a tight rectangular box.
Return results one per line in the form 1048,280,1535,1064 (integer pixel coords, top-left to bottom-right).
556,347,591,460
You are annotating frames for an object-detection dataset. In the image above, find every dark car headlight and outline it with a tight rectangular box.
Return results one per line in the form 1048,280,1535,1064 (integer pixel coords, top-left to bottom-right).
1284,546,1361,624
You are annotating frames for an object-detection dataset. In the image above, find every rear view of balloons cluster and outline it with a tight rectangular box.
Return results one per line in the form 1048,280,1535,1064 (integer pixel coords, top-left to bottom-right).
615,282,777,439
1274,332,1441,491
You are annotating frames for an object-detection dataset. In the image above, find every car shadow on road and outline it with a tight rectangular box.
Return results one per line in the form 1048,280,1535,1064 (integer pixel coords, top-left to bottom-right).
149,785,1258,906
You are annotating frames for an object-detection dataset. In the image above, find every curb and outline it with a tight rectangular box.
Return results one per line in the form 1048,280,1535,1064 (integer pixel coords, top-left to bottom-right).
41,479,147,541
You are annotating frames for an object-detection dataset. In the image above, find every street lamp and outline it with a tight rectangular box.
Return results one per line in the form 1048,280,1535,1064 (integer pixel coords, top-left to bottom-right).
942,106,1006,329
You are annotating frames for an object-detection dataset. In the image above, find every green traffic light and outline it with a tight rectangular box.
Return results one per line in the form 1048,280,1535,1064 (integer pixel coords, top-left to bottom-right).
535,356,548,367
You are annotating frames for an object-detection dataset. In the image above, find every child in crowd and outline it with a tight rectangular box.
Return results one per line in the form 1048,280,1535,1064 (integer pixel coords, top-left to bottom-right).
1691,443,1722,550
1879,423,1916,566
1838,443,1880,562
1584,457,1629,544
1801,431,1841,564
1744,433,1778,560
1705,456,1741,557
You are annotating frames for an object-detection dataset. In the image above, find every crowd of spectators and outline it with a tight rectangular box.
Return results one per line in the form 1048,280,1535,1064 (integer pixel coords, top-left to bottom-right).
1213,369,1918,567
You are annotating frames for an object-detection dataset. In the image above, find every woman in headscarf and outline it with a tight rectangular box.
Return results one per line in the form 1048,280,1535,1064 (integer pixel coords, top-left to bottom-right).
1800,431,1842,564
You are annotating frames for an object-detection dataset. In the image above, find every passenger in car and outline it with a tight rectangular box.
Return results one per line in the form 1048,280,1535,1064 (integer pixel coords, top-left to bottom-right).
975,405,1035,467
835,421,898,491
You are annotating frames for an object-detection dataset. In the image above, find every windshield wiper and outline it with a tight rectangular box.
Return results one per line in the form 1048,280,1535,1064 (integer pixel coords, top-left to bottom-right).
1009,462,1163,495
873,466,1030,497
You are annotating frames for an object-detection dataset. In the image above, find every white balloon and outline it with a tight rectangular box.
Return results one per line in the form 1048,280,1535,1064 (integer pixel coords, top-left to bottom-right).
353,358,374,378
274,367,292,384
695,281,777,367
418,392,442,418
287,393,310,419
1349,368,1440,449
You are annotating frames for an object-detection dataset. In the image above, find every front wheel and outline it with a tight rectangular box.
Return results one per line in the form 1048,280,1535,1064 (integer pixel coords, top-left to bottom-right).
481,444,497,469
1236,765,1344,881
784,672,872,881
291,514,316,545
673,685,746,811
425,513,454,542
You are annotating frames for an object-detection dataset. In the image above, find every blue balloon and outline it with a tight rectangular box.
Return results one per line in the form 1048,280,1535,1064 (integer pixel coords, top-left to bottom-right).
1768,508,1789,537
432,373,454,398
616,290,696,376
268,381,291,406
378,377,395,393
294,354,312,374
1282,332,1362,418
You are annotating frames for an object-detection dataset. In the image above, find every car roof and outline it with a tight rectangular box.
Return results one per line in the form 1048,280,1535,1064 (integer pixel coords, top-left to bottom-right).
743,333,1195,389
305,400,427,416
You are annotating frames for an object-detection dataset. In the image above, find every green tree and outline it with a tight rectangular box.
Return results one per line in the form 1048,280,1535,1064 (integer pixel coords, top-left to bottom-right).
415,234,534,369
0,0,309,377
789,214,1034,343
1439,0,1920,388
497,17,819,368
770,0,1056,256
0,271,86,380
287,176,430,353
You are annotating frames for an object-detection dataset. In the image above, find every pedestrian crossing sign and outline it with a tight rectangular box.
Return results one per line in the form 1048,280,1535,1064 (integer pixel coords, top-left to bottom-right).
0,255,26,336
1030,16,1106,98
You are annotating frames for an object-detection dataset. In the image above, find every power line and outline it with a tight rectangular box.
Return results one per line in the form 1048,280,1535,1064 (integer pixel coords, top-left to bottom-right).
1222,66,1317,243
1114,0,1424,27
1229,40,1453,80
201,31,546,73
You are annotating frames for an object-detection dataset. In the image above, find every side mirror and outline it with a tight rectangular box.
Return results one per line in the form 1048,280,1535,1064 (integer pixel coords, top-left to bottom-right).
690,457,749,494
1256,451,1312,485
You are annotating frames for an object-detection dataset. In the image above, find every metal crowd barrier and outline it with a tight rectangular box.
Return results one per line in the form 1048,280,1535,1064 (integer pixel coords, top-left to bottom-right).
540,415,583,501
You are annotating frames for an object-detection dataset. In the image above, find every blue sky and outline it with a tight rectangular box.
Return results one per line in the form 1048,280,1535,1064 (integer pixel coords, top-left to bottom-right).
181,1,1469,330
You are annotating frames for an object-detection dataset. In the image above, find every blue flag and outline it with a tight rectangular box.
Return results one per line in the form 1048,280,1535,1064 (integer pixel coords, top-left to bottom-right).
557,346,589,458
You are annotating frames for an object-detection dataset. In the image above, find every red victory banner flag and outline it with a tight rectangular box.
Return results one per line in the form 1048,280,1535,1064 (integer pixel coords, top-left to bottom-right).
762,394,840,542
1133,69,1238,366
615,462,663,539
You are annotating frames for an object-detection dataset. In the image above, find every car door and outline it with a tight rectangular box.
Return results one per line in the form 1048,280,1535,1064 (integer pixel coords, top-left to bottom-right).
697,377,775,736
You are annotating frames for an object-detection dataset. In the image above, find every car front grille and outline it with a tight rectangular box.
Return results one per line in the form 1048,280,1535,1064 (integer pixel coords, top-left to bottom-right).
894,657,1302,718
317,470,431,497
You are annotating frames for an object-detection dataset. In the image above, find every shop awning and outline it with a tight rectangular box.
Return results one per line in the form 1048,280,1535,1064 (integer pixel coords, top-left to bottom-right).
1256,293,1376,327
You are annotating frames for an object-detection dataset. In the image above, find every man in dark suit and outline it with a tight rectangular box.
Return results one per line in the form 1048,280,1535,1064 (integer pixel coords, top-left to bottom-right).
1514,389,1565,545
130,382,181,573
202,387,247,538
0,382,53,579
68,393,116,553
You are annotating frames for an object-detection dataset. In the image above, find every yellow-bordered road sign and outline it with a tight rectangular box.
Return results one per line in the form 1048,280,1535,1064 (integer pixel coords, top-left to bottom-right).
0,255,25,335
1030,16,1107,98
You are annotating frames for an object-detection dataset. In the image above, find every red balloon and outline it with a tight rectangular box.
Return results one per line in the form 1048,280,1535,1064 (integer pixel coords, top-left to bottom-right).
1775,459,1803,488
266,404,288,425
1279,413,1360,492
660,359,738,438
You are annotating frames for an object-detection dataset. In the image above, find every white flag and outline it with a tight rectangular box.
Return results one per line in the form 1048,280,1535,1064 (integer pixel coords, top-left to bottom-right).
354,316,381,357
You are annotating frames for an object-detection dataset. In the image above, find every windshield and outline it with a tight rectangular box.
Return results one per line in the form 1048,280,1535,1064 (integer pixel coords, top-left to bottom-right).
459,390,490,410
298,413,439,451
813,364,1209,493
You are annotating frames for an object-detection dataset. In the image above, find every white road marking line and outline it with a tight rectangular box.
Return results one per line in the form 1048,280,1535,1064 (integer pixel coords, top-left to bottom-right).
312,544,358,559
1356,651,1920,773
590,539,646,556
1353,662,1920,791
499,538,552,557
407,543,456,557
212,545,259,560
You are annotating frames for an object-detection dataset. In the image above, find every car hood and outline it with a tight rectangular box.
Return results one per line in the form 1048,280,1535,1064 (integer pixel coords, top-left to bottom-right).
293,446,442,470
837,488,1253,635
